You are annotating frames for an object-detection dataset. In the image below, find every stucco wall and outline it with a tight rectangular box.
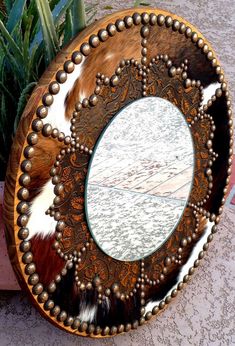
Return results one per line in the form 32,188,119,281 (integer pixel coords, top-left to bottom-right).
0,0,234,345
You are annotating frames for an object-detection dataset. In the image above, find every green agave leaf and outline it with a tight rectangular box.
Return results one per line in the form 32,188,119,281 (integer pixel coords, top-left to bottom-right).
35,0,59,65
3,0,14,15
22,15,34,83
0,10,6,22
0,80,15,102
63,8,73,45
49,0,63,11
0,19,24,64
0,36,24,86
6,0,26,33
31,0,72,55
71,0,86,36
52,0,73,27
0,92,7,148
29,43,43,80
26,0,40,41
14,81,37,133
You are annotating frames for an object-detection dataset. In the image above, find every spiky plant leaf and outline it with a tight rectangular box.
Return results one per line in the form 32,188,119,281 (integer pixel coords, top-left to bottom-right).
3,0,14,15
0,19,24,64
35,0,59,65
71,0,86,36
14,82,37,132
6,0,26,33
63,8,73,45
30,0,73,53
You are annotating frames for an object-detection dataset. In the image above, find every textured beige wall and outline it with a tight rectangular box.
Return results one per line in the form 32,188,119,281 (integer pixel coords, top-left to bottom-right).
0,0,234,345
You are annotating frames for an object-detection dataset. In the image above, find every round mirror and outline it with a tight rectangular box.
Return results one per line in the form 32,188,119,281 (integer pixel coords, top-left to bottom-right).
85,97,194,261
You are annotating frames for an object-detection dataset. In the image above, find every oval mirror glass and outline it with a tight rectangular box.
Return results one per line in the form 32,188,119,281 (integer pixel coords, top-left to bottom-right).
85,97,194,261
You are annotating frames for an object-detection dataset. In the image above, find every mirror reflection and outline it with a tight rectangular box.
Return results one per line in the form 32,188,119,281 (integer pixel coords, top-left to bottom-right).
85,97,194,261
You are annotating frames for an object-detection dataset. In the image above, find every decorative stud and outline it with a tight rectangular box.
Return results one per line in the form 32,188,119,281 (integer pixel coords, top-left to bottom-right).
80,43,91,56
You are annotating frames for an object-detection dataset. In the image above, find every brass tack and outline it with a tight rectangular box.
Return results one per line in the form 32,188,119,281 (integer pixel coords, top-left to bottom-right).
152,305,159,315
89,94,98,106
165,15,173,27
36,105,48,118
115,19,125,31
169,66,176,77
183,274,190,283
38,291,49,303
125,324,132,332
98,29,109,42
178,282,184,290
24,146,34,159
20,239,31,252
86,324,95,334
42,123,52,137
80,42,91,56
22,251,33,264
191,32,198,42
141,57,147,65
197,38,204,48
27,132,38,145
56,70,67,83
207,51,213,60
65,316,74,326
17,202,29,214
124,16,133,28
185,78,192,88
149,13,157,25
133,13,141,25
72,318,81,329
145,311,152,320
25,263,36,275
157,14,165,26
110,75,119,86
203,44,209,53
79,322,88,332
50,306,61,317
141,12,149,24
64,60,74,73
179,23,186,33
110,326,118,335
49,81,60,95
32,282,43,295
52,128,59,138
172,19,180,31
141,26,149,38
44,300,54,310
72,51,83,64
165,296,172,304
57,311,67,322
18,187,29,201
32,118,43,132
107,23,116,36
185,27,192,37
188,267,195,275
19,173,31,186
48,282,56,293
